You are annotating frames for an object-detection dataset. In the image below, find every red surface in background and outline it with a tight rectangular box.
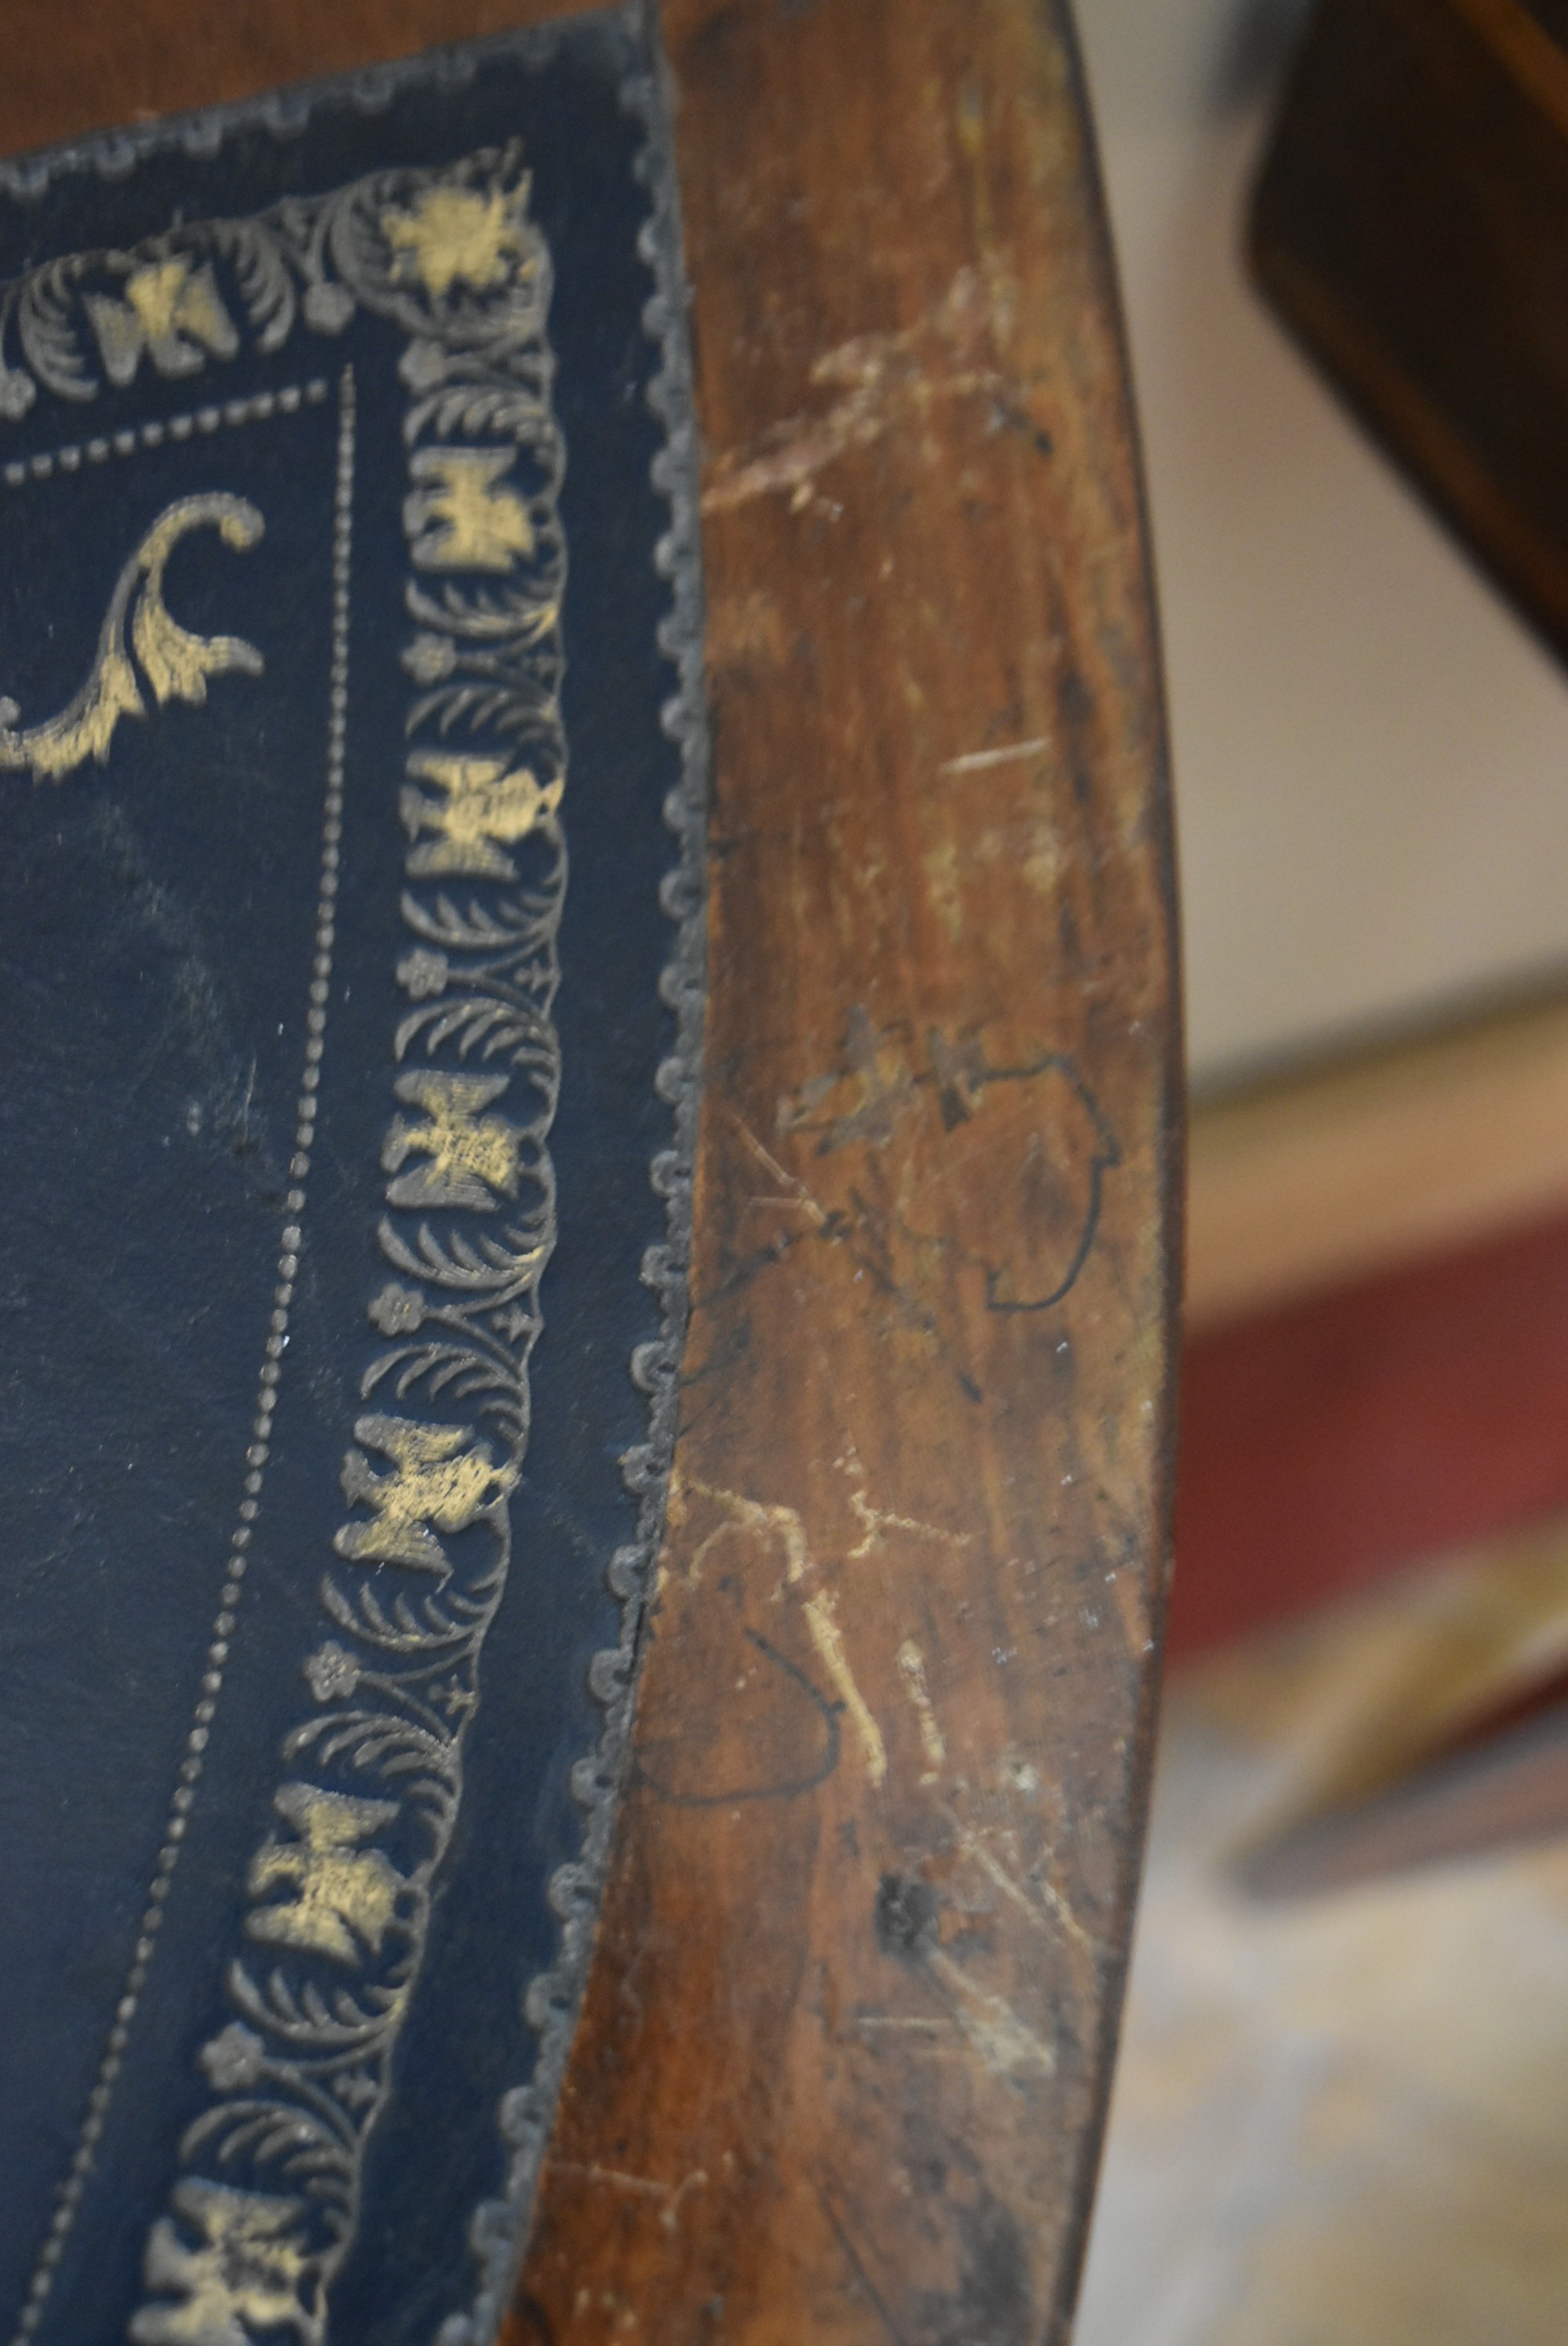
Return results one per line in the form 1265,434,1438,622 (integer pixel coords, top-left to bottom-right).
1170,1208,1568,1656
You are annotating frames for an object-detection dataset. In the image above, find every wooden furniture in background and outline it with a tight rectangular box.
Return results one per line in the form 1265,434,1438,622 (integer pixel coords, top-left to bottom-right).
1176,0,1568,1665
1250,0,1568,666
1188,990,1568,1334
1177,1204,1568,1653
1177,993,1568,1655
1180,1002,1568,1875
3,5,1180,2341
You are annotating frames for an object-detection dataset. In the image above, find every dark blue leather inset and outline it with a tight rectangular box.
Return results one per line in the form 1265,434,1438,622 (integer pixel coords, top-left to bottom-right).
0,19,691,2344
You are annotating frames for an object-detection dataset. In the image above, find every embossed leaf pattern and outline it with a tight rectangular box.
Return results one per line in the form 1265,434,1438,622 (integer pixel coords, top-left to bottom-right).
129,144,568,2346
0,494,265,784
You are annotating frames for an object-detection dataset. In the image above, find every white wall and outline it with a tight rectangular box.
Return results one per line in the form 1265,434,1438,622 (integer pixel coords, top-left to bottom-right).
1074,0,1568,1088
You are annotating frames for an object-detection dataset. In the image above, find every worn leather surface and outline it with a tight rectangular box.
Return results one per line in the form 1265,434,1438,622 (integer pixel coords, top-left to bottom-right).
0,19,682,2343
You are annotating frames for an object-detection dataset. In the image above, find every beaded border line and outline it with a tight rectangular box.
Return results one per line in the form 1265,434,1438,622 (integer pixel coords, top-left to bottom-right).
9,362,357,2346
443,13,710,2341
0,377,330,490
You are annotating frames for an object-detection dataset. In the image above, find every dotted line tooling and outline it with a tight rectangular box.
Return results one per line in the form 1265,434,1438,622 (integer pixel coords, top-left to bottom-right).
9,361,355,2346
1,376,330,489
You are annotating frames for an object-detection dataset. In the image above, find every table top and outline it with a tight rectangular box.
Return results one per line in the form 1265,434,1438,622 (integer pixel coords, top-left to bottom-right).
0,6,1180,2341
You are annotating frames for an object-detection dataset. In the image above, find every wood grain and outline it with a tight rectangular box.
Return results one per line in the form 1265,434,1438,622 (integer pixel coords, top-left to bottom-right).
511,5,1179,2342
0,0,601,159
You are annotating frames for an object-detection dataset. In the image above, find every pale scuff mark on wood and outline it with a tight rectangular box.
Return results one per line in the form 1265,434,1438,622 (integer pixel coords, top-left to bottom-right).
680,1471,810,1589
701,584,788,670
854,2014,969,2062
546,2161,710,2232
1105,1563,1152,1659
731,1111,832,1234
700,266,1021,514
896,1638,948,1780
855,2014,955,2033
844,1442,974,1563
956,1818,1102,1962
925,1945,1058,2079
804,1588,888,1785
938,735,1051,775
679,1428,944,1795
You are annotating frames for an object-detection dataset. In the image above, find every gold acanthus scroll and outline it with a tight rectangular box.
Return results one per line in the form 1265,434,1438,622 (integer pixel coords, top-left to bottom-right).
0,492,265,783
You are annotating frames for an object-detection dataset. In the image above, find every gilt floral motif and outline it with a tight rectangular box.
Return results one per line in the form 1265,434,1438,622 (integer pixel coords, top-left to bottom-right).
0,494,264,783
118,147,569,2346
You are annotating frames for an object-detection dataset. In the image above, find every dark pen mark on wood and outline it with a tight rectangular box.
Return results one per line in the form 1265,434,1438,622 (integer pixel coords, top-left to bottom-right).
775,1011,1119,1318
633,1629,841,1807
818,2185,916,2346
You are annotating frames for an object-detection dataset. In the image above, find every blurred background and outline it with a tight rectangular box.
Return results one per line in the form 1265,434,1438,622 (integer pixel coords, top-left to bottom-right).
1083,0,1568,1091
1069,0,1568,2336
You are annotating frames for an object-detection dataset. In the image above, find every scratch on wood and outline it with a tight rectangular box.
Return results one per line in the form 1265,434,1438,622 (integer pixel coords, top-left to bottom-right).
855,2015,954,2033
938,735,1051,775
804,1588,887,1785
850,1493,971,1559
819,2188,916,2346
732,1110,831,1231
701,267,1015,514
731,1105,988,1407
777,1004,920,1154
956,1820,1101,1961
682,1473,810,1588
545,2162,710,2232
1105,1563,1152,1657
925,1947,1058,2079
700,385,885,514
896,1637,947,1779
